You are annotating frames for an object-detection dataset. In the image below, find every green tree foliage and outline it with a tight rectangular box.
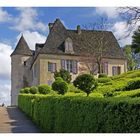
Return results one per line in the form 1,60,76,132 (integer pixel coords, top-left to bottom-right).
132,27,140,53
73,74,98,96
52,77,68,95
54,69,71,83
123,45,137,70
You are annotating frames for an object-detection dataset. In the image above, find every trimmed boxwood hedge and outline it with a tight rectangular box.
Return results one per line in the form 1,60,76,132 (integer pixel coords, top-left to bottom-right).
18,94,140,133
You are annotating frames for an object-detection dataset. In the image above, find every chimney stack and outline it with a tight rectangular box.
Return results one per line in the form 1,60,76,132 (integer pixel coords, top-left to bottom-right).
48,23,54,31
77,25,81,35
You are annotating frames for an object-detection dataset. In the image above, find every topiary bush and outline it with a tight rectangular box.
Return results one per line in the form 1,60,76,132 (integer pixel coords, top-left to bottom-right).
38,84,51,94
54,69,71,83
124,79,140,91
73,74,98,96
98,73,108,78
23,87,30,94
52,78,68,95
30,86,38,94
20,88,25,93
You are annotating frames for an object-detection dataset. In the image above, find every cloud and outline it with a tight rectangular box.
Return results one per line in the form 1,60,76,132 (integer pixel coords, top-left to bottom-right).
0,43,13,80
0,31,46,105
0,8,11,22
0,43,13,106
16,31,46,50
0,83,11,106
111,21,140,46
96,7,118,18
11,7,48,32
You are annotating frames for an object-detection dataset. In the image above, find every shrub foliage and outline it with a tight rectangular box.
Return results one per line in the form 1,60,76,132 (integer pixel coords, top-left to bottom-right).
52,77,68,95
124,79,140,91
38,84,51,94
54,69,71,83
30,86,38,94
18,94,140,133
73,74,98,96
98,73,108,78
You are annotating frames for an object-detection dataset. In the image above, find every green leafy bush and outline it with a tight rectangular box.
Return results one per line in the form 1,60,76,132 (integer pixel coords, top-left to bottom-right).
124,79,140,91
18,94,35,118
38,84,51,94
18,94,140,133
52,78,68,95
68,84,82,93
24,87,30,94
73,74,98,96
54,69,71,83
98,73,108,78
30,86,38,94
115,89,140,98
97,78,111,83
20,88,25,93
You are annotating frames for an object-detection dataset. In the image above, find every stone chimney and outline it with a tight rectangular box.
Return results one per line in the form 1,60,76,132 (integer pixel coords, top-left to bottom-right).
48,23,54,31
77,25,81,35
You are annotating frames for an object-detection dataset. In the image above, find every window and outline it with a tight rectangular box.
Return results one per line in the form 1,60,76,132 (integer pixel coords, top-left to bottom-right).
64,37,74,54
61,59,77,74
112,66,121,76
48,62,56,73
103,62,108,74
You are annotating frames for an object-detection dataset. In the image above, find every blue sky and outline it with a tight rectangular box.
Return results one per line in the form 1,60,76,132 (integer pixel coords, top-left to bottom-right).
0,7,136,105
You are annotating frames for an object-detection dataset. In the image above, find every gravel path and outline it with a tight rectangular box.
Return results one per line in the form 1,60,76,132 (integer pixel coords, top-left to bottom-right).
0,107,40,133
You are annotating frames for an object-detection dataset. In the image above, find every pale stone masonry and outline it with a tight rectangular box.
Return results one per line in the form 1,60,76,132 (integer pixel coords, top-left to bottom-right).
11,19,127,106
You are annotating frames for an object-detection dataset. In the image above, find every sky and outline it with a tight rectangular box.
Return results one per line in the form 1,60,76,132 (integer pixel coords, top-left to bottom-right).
0,7,138,106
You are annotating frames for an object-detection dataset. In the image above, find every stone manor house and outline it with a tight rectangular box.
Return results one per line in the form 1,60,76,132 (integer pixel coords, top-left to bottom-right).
11,19,127,105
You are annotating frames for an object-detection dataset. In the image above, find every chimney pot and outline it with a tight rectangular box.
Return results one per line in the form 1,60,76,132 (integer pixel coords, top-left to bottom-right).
77,25,81,35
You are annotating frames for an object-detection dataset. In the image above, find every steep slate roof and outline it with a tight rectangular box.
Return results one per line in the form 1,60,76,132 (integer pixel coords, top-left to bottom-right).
11,35,33,56
39,19,125,59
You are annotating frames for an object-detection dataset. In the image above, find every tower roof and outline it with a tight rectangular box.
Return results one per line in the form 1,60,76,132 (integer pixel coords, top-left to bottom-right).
11,35,33,56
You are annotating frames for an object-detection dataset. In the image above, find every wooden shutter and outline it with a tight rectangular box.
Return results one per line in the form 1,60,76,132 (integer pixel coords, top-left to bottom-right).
52,63,56,72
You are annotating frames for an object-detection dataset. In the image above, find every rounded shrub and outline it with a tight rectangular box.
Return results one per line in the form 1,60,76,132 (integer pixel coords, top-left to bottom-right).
52,79,68,95
23,87,30,94
30,86,38,94
38,84,51,94
54,69,71,83
55,77,63,82
98,73,108,78
20,88,25,93
73,74,98,96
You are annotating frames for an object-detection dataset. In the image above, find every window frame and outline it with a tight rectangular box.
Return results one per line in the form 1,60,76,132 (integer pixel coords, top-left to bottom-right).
48,62,56,73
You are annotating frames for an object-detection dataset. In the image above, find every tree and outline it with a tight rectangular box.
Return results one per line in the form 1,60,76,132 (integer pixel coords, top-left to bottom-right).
123,45,137,70
54,69,71,83
73,74,98,96
118,7,140,38
132,27,140,53
82,17,111,74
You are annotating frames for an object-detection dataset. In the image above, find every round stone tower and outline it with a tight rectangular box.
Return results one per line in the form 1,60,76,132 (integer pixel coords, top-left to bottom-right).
10,35,32,106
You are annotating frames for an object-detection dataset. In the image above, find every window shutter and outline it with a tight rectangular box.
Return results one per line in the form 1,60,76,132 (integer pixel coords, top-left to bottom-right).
73,61,78,74
52,63,56,72
61,59,65,69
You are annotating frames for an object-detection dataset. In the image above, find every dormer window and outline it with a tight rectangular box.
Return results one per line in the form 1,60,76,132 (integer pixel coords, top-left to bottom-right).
64,37,74,54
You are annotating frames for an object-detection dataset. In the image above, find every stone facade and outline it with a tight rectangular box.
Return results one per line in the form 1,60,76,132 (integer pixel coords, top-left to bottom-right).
11,19,127,106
